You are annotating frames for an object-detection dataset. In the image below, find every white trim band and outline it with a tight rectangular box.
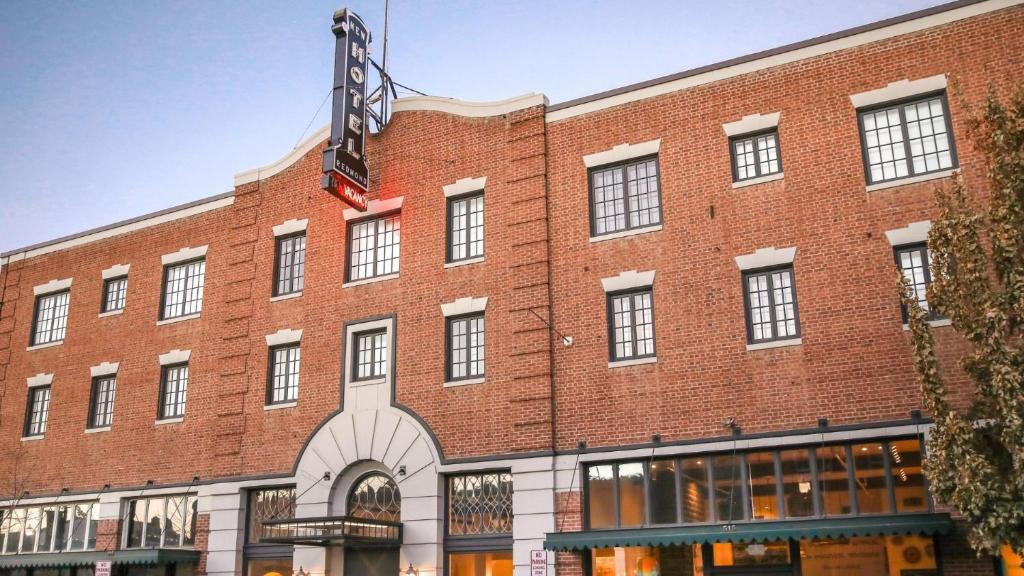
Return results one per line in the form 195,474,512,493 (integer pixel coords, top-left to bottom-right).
885,221,932,246
850,74,947,108
101,264,130,280
441,297,489,317
733,172,785,189
27,373,54,388
608,356,658,368
234,125,330,187
583,139,661,168
161,245,208,266
266,328,303,347
272,219,309,237
866,169,956,192
159,349,191,365
443,177,487,198
90,362,120,377
747,338,803,351
722,112,781,137
601,270,656,293
343,197,404,221
735,247,797,271
34,278,72,296
391,93,547,118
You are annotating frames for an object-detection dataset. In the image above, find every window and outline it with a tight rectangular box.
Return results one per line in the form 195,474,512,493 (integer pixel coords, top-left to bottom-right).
124,495,197,549
730,130,782,182
448,192,484,263
247,487,296,544
349,474,401,522
274,233,306,296
88,375,116,429
447,314,485,381
159,363,188,419
896,243,942,321
353,330,388,381
267,345,300,405
446,472,512,576
743,266,800,344
0,502,98,555
161,259,205,320
347,214,400,281
102,276,127,313
450,551,513,576
607,289,655,361
858,93,957,185
24,386,51,437
589,157,662,237
32,291,69,345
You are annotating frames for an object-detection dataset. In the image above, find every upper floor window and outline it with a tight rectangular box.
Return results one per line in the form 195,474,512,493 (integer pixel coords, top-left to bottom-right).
88,375,117,429
102,276,128,313
858,93,957,185
743,266,800,344
24,385,51,437
448,192,484,263
354,329,388,381
0,501,98,555
896,243,942,322
348,214,400,282
159,363,189,420
447,472,513,535
32,290,69,345
274,233,306,296
161,259,205,320
589,157,662,237
124,494,198,549
730,130,782,182
608,289,656,362
447,313,485,381
267,344,300,405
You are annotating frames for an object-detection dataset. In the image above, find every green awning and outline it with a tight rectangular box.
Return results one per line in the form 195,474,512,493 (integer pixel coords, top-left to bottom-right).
0,549,200,569
544,513,955,551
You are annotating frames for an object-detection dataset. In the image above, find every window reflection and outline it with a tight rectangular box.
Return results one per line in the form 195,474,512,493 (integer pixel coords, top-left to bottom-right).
680,458,709,523
617,463,645,527
746,452,778,520
648,460,677,524
712,541,790,566
780,449,815,518
853,443,890,513
712,455,745,523
816,446,853,515
587,465,615,529
888,439,927,512
592,547,686,576
801,535,936,575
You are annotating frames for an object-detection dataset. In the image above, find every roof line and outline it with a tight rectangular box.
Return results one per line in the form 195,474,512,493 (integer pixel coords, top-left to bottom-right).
546,0,992,113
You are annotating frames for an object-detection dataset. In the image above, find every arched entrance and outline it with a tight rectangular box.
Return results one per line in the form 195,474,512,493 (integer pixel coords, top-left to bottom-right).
344,473,402,576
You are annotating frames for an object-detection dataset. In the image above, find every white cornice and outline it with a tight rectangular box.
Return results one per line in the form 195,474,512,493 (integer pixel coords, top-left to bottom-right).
159,349,191,366
392,93,547,118
27,373,53,388
735,247,797,271
34,278,73,296
440,297,488,317
90,362,120,377
722,112,781,137
601,270,656,293
850,74,948,108
272,218,309,237
101,264,130,280
885,221,932,246
583,139,661,168
162,245,208,266
266,328,303,347
443,177,487,198
234,124,330,187
343,197,404,221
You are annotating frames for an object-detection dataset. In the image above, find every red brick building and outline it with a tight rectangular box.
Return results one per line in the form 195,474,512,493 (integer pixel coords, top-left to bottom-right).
1,1,1022,575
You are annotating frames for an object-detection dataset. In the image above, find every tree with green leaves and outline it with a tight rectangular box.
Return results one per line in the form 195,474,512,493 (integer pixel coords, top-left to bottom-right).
901,86,1024,558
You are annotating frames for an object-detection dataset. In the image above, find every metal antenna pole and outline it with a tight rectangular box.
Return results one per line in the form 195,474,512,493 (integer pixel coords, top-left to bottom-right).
381,0,391,124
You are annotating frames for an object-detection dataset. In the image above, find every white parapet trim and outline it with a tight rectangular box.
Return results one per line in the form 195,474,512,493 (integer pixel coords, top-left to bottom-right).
162,245,208,266
159,349,192,366
90,362,120,377
440,297,488,317
34,278,73,296
391,93,547,118
850,74,947,108
27,373,54,387
101,263,130,280
272,218,309,237
735,247,797,271
583,139,661,168
601,270,656,293
266,328,303,347
343,197,404,221
234,124,330,187
442,177,487,198
722,112,781,136
885,221,932,246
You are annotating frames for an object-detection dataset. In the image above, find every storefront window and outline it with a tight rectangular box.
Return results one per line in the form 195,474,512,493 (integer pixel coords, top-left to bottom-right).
244,487,296,576
246,557,294,576
713,455,745,523
816,445,853,515
888,440,927,512
587,465,615,529
649,460,678,524
123,495,197,549
746,452,779,520
801,535,937,575
711,541,790,566
0,502,97,555
780,448,815,518
449,551,513,576
853,443,890,514
618,463,646,527
591,547,664,576
681,458,710,523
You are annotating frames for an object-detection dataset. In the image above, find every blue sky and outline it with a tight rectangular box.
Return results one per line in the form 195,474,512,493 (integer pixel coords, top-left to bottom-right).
0,0,946,253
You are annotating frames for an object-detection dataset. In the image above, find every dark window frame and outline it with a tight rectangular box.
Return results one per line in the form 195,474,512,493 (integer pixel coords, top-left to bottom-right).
856,90,959,186
273,232,306,297
741,264,802,345
606,288,657,362
345,211,401,283
159,257,206,321
23,385,51,437
729,127,783,182
158,362,189,420
352,328,388,382
30,289,70,346
587,154,664,238
445,312,486,382
446,191,485,264
101,276,128,313
244,485,297,568
443,469,514,574
266,343,301,406
894,242,943,322
87,375,117,429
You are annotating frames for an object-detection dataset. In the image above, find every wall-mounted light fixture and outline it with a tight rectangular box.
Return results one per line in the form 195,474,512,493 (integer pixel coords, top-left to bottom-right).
403,563,419,576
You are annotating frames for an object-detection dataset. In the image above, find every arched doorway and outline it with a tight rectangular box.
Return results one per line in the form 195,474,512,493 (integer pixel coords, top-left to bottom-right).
344,473,402,576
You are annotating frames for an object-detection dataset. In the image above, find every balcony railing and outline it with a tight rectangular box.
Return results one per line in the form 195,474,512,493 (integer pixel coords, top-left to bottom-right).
260,516,401,548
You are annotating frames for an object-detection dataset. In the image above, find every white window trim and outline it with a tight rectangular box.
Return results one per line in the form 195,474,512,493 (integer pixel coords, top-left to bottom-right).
342,197,404,221
155,417,184,426
21,435,44,442
903,318,953,331
344,317,394,388
270,291,303,302
444,256,485,269
264,401,298,411
443,176,487,198
443,377,485,388
722,112,781,137
583,139,661,168
601,270,655,293
161,245,208,266
101,264,130,280
734,247,797,271
608,356,658,369
156,313,201,326
266,328,303,347
732,172,785,189
159,349,191,366
866,169,956,193
746,338,803,351
885,221,932,246
589,224,663,243
98,309,125,318
90,362,119,377
849,74,947,108
441,297,488,317
85,426,111,434
272,218,309,237
27,341,63,352
343,273,400,289
27,373,54,388
33,278,72,296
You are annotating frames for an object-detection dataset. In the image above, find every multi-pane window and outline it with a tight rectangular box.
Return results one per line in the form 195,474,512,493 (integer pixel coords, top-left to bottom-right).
88,375,117,429
0,502,98,555
589,157,662,237
24,386,51,437
896,244,941,322
267,345,300,404
354,330,388,380
247,487,296,544
124,495,198,549
159,363,189,419
448,193,484,263
348,474,402,522
743,266,800,344
608,289,656,361
102,276,127,313
447,314,485,381
859,93,957,185
161,259,205,320
731,130,782,182
447,472,513,535
348,214,401,281
274,233,306,296
32,290,69,345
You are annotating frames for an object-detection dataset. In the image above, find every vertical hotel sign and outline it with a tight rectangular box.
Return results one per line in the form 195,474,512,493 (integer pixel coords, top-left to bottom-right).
321,9,370,211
